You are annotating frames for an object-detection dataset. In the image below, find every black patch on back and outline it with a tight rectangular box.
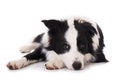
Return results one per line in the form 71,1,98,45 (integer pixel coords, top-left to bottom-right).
43,20,70,54
33,33,44,43
74,20,97,54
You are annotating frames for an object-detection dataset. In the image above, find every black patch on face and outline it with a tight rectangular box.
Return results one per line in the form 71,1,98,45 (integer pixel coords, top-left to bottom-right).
47,38,70,54
74,20,108,62
74,20,97,54
42,20,70,54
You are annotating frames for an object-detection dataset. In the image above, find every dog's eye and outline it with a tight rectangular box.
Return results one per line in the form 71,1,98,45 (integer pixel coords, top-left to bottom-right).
63,43,70,50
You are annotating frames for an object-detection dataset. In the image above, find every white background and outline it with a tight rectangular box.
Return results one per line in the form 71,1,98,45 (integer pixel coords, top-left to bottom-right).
0,0,120,80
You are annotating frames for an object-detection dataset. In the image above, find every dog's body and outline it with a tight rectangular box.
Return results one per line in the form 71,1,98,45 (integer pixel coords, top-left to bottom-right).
7,17,108,70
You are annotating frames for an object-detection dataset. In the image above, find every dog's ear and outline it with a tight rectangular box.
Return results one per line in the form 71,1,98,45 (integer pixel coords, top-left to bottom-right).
42,20,62,29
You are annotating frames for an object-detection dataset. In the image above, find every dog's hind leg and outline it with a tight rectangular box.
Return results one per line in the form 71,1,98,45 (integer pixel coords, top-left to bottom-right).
20,33,44,53
7,46,46,70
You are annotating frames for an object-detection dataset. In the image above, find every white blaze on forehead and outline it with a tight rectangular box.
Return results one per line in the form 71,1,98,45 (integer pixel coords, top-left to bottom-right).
65,18,78,50
63,19,78,69
62,18,84,69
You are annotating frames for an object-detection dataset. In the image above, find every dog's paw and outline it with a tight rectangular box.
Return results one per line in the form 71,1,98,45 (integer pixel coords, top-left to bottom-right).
45,60,64,70
7,61,23,70
7,58,28,70
45,61,59,70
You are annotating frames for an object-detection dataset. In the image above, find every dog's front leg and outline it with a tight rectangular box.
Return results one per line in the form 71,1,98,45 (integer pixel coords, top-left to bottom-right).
7,46,46,70
45,51,65,70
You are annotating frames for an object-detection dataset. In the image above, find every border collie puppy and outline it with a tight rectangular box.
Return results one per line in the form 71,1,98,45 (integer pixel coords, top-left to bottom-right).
7,17,108,70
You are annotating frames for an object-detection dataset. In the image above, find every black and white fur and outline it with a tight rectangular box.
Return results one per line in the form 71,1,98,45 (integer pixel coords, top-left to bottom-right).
7,17,108,70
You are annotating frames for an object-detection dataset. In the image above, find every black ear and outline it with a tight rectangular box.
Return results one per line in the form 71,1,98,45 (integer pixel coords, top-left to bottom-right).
95,53,109,63
42,20,61,29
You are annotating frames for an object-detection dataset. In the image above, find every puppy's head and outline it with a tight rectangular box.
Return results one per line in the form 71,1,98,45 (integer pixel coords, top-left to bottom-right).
42,19,89,70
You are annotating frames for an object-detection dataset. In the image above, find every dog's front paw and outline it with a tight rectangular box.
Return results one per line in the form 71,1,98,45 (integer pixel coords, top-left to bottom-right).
7,58,28,70
7,61,23,70
45,61,59,70
45,60,64,70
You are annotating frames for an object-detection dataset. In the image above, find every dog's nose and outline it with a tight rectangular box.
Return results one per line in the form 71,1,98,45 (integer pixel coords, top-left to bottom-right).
72,61,81,70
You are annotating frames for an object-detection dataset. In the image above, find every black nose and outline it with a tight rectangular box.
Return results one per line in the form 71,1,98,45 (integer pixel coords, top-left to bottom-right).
72,61,81,70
